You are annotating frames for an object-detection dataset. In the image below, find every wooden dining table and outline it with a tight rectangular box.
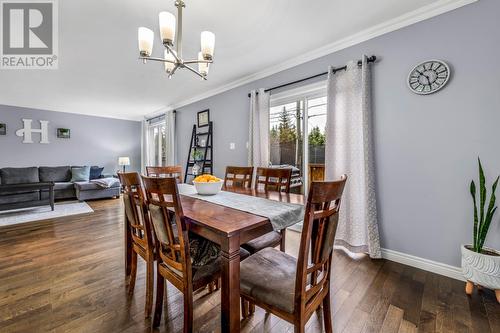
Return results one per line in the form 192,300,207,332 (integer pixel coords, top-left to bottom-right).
124,186,305,333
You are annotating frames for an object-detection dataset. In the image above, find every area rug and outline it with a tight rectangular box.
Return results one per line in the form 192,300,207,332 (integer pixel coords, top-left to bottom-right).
0,202,94,227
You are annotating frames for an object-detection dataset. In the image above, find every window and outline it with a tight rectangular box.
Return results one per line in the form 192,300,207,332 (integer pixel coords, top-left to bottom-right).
146,118,167,166
269,81,326,193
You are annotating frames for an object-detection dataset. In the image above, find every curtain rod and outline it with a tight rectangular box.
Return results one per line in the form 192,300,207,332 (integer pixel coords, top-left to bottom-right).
247,55,377,98
145,109,177,122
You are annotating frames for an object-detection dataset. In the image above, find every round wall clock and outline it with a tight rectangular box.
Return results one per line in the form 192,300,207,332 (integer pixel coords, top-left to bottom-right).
407,60,450,95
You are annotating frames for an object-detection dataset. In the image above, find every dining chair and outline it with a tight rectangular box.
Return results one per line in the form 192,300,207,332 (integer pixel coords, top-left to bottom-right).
117,171,156,318
254,166,293,193
241,167,293,254
141,175,222,332
223,166,254,188
240,175,348,333
146,165,183,183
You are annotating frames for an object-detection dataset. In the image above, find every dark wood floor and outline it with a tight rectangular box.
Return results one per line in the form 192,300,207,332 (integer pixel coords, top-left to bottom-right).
0,199,498,333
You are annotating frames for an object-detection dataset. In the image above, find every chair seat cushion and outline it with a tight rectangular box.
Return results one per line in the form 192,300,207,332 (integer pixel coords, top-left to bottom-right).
240,247,297,313
192,256,221,284
241,231,281,254
163,247,249,287
239,247,251,261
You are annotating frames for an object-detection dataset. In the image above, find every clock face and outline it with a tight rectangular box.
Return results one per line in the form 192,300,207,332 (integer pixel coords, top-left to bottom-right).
408,60,450,95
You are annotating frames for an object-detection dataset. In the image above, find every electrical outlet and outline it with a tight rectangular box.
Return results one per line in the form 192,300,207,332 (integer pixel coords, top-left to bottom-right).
229,142,235,150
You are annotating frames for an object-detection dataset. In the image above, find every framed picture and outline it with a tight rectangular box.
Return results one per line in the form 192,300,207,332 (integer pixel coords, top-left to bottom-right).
197,109,210,128
57,128,70,139
0,123,6,135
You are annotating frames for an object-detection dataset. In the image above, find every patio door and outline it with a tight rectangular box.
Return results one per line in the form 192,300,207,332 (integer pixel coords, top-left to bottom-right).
146,119,167,166
269,81,327,194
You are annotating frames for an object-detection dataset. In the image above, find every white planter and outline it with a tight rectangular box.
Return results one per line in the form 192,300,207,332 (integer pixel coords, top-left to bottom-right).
461,244,500,300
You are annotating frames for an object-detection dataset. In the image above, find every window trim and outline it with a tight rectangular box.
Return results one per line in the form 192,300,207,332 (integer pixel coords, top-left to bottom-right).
270,80,326,107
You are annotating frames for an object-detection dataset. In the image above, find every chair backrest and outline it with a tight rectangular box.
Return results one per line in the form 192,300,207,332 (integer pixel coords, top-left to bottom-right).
294,175,347,314
308,164,325,189
224,166,254,188
117,172,154,252
255,167,292,193
141,175,192,286
146,166,183,183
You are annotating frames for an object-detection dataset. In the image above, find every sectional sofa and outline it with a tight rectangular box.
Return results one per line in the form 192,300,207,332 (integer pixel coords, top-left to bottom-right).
0,166,121,212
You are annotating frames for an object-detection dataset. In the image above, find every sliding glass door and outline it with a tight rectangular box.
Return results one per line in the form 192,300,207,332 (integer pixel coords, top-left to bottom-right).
269,82,326,193
146,120,167,166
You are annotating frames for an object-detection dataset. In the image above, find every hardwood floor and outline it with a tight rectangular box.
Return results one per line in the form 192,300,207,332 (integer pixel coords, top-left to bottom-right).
0,198,498,333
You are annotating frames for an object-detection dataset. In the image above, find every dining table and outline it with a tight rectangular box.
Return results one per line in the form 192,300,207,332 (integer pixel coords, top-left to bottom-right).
124,185,305,333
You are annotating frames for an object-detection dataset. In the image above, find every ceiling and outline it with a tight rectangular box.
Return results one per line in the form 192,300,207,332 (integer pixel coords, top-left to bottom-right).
0,0,469,120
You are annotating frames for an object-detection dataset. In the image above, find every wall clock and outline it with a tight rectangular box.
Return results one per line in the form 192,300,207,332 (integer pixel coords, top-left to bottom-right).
408,60,450,95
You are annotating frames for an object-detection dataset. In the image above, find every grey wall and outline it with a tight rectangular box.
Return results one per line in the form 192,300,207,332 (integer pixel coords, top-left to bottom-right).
176,0,500,267
0,105,141,173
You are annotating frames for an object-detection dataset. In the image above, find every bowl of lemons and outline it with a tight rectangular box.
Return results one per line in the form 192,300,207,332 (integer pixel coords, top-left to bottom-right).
193,174,223,195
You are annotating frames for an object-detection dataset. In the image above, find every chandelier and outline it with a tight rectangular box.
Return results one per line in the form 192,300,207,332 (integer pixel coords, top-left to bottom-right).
137,0,215,80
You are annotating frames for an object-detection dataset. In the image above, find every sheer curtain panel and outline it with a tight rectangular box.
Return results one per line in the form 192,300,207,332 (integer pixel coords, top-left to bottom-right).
325,55,381,258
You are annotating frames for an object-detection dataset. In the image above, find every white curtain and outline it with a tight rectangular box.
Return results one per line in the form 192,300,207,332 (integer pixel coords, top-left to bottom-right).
248,88,270,167
165,110,176,166
325,55,381,258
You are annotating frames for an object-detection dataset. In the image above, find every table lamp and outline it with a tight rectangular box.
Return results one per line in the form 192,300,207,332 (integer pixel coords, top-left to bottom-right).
118,157,130,172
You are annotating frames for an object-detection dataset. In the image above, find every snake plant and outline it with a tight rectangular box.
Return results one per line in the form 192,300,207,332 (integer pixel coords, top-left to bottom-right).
470,158,499,253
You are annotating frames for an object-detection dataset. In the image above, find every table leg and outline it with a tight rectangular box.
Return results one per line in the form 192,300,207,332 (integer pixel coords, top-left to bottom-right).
124,215,132,276
220,236,241,333
49,186,54,211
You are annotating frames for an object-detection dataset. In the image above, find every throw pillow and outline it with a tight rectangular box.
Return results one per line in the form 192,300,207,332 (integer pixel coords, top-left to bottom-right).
89,166,104,180
71,166,91,182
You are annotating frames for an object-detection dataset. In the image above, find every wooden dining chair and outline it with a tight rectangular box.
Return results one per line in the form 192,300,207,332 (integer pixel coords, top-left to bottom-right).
117,172,156,318
146,165,183,183
241,167,293,254
254,167,293,193
240,175,348,333
141,176,222,332
223,166,254,188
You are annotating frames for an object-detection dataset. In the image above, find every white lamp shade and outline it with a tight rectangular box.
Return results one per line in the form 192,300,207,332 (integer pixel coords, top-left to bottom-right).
200,31,215,59
138,27,154,56
164,50,176,73
198,52,209,76
118,157,130,166
159,11,176,44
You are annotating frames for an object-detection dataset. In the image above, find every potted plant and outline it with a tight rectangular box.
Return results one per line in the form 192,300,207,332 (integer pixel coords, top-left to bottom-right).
191,149,204,175
462,158,500,303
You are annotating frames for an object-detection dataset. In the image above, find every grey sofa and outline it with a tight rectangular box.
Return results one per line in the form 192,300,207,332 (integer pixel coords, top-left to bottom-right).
0,166,121,212
0,167,54,211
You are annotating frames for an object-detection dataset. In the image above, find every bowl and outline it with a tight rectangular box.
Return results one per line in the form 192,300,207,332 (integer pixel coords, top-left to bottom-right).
193,180,223,195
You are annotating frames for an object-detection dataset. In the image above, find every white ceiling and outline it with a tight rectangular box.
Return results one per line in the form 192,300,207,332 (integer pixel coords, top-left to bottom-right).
0,0,471,120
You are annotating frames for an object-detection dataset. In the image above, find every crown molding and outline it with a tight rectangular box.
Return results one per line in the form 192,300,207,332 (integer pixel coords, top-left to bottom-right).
152,0,478,115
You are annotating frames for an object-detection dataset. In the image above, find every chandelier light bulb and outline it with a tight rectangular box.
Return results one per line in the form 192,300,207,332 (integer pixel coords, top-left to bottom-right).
159,11,176,46
138,27,154,57
200,31,215,60
198,52,209,76
164,50,176,74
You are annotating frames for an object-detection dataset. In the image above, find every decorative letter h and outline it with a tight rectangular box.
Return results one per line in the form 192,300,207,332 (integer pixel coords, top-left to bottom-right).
15,119,50,144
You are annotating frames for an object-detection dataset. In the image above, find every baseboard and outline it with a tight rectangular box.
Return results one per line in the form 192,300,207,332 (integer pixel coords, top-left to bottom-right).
381,248,464,281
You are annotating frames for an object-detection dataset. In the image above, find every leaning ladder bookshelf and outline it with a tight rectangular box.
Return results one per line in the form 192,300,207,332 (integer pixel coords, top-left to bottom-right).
184,121,213,183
